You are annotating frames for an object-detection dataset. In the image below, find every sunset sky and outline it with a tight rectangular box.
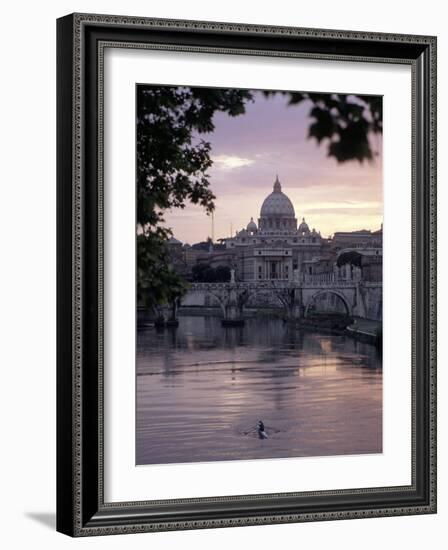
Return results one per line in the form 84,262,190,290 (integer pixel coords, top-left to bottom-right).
162,90,383,244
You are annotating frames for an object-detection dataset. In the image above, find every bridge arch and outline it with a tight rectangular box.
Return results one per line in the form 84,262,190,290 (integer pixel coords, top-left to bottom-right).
242,286,286,309
304,289,351,318
202,290,227,316
185,284,294,318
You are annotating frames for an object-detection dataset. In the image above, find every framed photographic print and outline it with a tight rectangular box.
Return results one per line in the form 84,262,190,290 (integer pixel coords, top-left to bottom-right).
56,13,437,536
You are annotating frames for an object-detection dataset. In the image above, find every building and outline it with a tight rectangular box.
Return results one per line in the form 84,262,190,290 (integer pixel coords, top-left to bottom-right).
167,175,382,283
221,175,327,281
332,225,383,283
332,225,383,251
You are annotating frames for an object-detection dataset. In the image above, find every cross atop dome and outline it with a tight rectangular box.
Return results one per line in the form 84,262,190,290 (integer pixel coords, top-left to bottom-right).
273,174,282,193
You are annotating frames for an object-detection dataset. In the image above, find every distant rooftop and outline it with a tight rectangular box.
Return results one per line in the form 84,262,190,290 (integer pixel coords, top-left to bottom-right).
167,236,182,245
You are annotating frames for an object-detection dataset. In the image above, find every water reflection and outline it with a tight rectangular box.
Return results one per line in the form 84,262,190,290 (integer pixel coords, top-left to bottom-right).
136,315,382,465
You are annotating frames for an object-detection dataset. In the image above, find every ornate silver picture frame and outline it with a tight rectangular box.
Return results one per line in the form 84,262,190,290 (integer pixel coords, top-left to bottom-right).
57,13,436,536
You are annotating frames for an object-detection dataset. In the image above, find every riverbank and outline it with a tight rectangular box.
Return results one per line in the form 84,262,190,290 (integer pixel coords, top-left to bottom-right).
179,306,284,318
141,307,382,348
346,318,382,346
293,315,381,346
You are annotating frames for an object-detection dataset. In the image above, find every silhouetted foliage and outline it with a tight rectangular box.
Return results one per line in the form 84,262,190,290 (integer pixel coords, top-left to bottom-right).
336,250,363,267
137,231,188,311
215,265,231,282
137,86,251,308
192,264,231,283
264,91,382,163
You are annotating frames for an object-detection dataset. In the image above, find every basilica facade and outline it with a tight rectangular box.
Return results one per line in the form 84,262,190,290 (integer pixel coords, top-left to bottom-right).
168,175,382,284
223,176,327,281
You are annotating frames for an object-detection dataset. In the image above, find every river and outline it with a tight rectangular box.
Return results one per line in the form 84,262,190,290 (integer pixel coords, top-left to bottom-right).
136,315,382,465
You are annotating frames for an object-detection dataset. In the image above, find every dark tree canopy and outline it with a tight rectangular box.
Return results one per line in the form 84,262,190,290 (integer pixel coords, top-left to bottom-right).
137,86,251,231
137,86,251,309
336,250,363,268
264,91,382,163
192,263,231,283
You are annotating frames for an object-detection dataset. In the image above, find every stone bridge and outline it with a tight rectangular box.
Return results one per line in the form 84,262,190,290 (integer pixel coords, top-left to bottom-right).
181,277,382,325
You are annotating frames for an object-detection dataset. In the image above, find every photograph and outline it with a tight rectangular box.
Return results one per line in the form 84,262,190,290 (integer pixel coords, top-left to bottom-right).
135,84,384,466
